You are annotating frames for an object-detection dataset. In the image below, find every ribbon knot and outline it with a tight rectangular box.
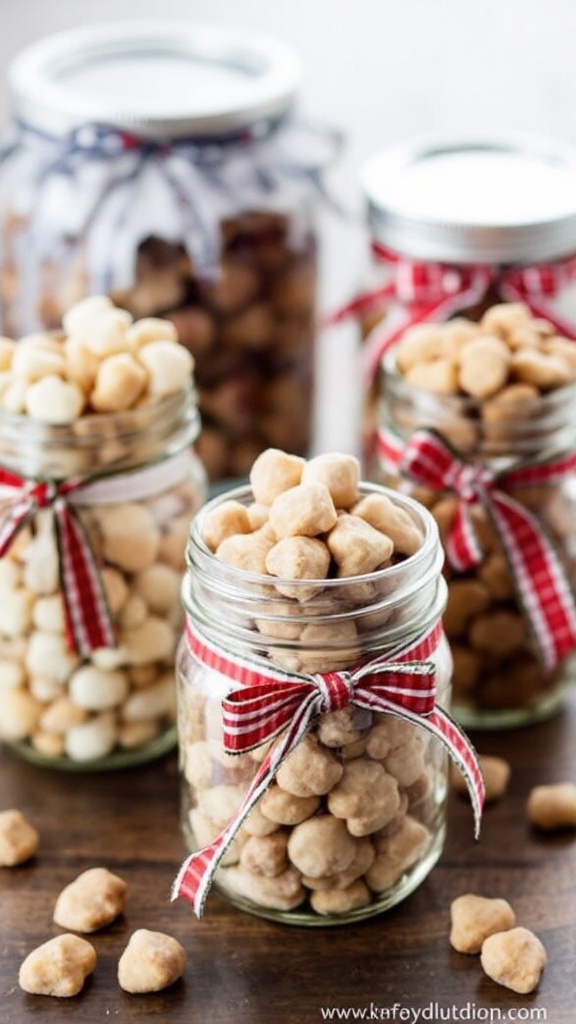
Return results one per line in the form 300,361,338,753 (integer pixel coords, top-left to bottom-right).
172,618,484,918
316,670,354,712
443,460,494,503
379,426,576,672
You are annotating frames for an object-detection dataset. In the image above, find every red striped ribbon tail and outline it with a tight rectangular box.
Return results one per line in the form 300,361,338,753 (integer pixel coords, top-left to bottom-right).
446,502,484,572
0,499,36,557
172,690,320,917
488,491,576,671
426,707,485,837
319,281,396,328
53,499,116,656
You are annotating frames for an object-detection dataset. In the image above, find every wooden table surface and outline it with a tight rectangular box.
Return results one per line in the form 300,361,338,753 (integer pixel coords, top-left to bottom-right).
1,697,576,1024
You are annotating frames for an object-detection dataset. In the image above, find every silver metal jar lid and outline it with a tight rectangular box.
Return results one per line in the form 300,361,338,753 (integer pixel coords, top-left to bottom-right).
361,133,576,264
8,21,301,139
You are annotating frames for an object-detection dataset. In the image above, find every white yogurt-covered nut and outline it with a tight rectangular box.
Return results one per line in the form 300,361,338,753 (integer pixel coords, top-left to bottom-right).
0,688,42,739
90,353,148,412
122,673,176,722
11,344,67,381
62,294,114,336
65,712,118,761
0,587,35,636
69,665,129,711
97,503,160,572
121,618,175,665
32,594,66,633
126,317,178,348
24,375,85,423
132,564,181,615
137,340,194,395
25,631,80,683
0,658,26,690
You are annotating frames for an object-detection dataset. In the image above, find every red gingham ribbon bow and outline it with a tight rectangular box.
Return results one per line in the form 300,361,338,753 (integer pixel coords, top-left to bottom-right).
325,244,576,384
172,618,485,918
0,467,115,656
378,427,576,672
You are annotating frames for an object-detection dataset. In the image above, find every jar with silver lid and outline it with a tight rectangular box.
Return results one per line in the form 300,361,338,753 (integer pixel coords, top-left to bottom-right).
172,454,483,925
359,133,576,728
0,21,339,487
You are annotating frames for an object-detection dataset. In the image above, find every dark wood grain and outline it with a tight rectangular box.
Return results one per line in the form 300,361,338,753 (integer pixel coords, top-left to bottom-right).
1,698,576,1024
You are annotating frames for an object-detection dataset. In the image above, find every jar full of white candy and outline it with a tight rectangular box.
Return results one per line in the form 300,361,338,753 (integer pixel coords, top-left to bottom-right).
173,448,483,924
0,296,207,769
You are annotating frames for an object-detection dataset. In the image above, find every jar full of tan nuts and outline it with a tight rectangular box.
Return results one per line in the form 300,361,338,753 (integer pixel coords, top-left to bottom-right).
172,448,483,925
361,134,576,728
0,22,339,487
0,296,207,769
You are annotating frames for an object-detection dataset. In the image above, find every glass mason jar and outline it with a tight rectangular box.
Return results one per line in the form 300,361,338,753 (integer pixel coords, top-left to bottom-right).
175,482,463,926
359,134,576,728
357,133,576,475
0,22,339,487
0,384,206,769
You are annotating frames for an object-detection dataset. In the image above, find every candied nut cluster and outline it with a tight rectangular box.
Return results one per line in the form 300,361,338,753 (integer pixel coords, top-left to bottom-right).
394,303,576,400
117,929,186,993
526,781,576,830
450,893,546,994
19,934,97,997
382,303,576,717
180,448,451,918
53,866,128,933
0,297,205,765
16,856,185,998
0,808,39,865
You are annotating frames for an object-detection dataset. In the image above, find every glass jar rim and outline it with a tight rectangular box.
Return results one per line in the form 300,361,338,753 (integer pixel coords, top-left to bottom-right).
362,132,576,264
8,21,301,140
182,481,446,652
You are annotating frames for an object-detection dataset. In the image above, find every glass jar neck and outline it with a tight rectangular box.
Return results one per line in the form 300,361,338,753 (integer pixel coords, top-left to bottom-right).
381,354,576,464
182,483,447,667
0,384,200,481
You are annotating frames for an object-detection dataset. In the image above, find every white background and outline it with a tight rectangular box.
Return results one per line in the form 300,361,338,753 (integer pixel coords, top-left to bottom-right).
1,0,576,452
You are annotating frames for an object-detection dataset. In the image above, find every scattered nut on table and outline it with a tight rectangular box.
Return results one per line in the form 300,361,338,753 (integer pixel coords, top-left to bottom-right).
53,866,128,932
526,781,576,830
480,926,547,994
117,929,186,993
0,808,39,865
450,893,516,954
19,934,97,997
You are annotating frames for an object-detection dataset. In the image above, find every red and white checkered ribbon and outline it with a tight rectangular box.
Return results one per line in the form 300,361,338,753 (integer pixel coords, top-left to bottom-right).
172,617,485,918
0,449,195,657
325,244,576,384
378,426,576,672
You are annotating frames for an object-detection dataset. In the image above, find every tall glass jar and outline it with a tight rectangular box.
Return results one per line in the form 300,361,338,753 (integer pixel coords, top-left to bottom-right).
174,482,470,926
0,22,339,486
0,384,206,769
358,134,576,728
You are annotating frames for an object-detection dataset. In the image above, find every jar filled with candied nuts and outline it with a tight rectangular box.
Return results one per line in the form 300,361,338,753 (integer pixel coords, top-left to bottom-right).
0,22,339,487
172,448,483,925
360,134,576,728
0,295,206,769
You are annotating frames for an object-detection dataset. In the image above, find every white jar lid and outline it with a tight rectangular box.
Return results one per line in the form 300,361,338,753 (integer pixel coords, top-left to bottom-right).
8,21,301,139
362,133,576,264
